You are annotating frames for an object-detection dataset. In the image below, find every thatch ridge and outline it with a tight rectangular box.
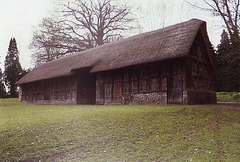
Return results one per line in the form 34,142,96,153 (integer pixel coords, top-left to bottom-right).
16,19,214,85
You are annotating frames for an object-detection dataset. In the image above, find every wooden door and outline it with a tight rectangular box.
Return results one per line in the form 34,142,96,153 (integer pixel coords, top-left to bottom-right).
113,80,122,103
173,75,183,104
167,75,183,104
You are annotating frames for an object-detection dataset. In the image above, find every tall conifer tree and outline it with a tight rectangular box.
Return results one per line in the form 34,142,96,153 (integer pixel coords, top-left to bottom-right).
215,30,240,91
4,38,22,97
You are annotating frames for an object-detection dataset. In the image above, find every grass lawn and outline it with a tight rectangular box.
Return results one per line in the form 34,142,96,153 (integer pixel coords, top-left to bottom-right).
0,99,240,161
217,92,240,102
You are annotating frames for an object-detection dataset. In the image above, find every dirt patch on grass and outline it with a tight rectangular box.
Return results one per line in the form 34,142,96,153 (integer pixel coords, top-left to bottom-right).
215,103,240,111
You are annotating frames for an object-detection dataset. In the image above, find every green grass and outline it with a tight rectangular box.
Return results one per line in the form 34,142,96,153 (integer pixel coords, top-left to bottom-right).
217,92,240,102
0,99,240,161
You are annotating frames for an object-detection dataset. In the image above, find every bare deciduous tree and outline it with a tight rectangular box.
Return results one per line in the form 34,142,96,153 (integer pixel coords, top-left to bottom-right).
188,0,240,44
138,1,173,31
30,0,135,66
30,17,92,66
61,0,134,45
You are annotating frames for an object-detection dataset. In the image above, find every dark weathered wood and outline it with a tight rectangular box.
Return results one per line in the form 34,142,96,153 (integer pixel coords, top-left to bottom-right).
19,23,217,105
95,59,185,105
186,31,215,91
21,76,78,104
77,71,96,104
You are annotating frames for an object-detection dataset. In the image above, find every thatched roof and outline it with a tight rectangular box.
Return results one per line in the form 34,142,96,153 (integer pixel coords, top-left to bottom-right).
17,19,216,85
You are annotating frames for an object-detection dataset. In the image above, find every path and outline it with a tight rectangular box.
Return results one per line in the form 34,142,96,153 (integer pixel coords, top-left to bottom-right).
215,102,240,111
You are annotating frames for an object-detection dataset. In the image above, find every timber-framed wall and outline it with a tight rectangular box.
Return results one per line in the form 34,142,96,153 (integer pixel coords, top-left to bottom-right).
17,19,217,105
20,76,78,104
184,30,216,104
96,58,185,105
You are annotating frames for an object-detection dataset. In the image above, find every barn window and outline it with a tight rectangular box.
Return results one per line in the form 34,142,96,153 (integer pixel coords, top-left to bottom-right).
139,80,151,92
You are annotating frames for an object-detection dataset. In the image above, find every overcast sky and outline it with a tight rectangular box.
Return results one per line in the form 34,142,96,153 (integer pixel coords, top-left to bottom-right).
0,0,223,70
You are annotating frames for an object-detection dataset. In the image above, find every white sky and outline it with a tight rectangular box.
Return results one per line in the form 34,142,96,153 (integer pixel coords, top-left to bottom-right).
0,0,54,70
0,0,223,71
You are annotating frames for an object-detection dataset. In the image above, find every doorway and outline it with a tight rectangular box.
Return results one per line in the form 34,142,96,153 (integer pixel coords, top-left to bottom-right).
167,75,183,104
77,72,96,104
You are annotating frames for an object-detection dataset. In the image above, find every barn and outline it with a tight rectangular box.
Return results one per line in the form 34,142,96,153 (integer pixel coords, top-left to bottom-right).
16,19,217,105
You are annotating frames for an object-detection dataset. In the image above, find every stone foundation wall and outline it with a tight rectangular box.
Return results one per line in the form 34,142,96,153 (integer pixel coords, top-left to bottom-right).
122,92,167,105
21,99,77,105
185,89,216,105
